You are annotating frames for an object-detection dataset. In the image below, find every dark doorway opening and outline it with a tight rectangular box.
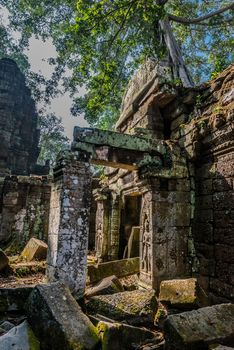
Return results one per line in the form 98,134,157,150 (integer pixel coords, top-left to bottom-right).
119,194,142,259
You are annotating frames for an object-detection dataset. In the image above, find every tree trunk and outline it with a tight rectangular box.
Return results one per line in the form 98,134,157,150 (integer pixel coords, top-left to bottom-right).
159,17,194,88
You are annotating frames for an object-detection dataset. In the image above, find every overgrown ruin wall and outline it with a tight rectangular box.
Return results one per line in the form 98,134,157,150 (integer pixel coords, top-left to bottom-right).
0,58,51,252
92,62,233,301
164,65,234,302
0,176,51,253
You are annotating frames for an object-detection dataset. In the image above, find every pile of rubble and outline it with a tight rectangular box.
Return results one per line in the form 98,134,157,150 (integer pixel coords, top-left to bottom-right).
0,265,233,349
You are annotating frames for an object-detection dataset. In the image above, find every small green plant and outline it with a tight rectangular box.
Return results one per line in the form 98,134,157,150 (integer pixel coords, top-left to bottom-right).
180,123,186,129
195,94,202,107
213,105,224,114
196,119,207,129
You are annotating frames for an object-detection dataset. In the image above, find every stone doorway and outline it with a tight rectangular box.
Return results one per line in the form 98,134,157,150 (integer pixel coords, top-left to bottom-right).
120,194,142,259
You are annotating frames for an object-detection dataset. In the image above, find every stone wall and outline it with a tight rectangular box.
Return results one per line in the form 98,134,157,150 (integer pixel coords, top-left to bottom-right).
0,58,40,176
0,176,51,253
162,64,234,301
191,67,233,302
92,63,233,300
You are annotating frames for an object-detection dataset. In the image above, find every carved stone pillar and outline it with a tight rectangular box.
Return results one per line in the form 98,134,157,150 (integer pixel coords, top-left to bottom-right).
94,191,110,262
46,152,92,298
139,191,153,287
109,193,121,261
139,179,191,292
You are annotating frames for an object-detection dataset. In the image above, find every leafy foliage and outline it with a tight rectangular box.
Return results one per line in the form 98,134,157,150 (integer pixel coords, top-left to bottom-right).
0,6,69,164
37,111,70,167
1,0,234,128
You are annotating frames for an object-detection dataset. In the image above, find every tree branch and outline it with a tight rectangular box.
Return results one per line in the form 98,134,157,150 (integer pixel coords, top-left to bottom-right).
168,3,234,25
156,0,169,4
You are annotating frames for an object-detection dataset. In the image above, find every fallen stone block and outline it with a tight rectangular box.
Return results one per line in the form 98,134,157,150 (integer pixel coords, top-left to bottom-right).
21,237,48,261
164,303,234,350
159,278,208,309
0,321,40,350
85,275,124,299
0,248,9,271
86,289,158,326
97,320,157,350
0,321,15,332
26,282,99,350
87,257,140,284
0,286,33,312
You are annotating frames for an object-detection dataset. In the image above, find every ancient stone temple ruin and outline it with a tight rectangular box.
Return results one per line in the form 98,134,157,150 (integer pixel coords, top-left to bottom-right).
0,58,234,350
0,58,50,251
48,60,234,302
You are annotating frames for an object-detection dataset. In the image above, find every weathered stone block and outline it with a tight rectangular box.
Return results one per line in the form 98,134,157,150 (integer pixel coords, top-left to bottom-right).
97,320,156,350
196,195,213,209
87,257,140,284
164,304,234,350
214,227,234,245
215,244,234,264
197,179,213,195
193,223,213,243
21,238,48,261
210,279,234,301
26,282,99,350
195,243,214,259
194,209,213,223
213,178,233,191
213,192,234,210
0,321,40,350
159,278,208,309
152,202,191,227
85,275,124,299
86,290,158,326
197,255,215,276
214,210,234,229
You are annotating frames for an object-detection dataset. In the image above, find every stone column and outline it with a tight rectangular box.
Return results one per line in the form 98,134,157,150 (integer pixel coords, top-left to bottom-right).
151,183,191,292
139,178,191,292
47,152,92,298
109,193,121,261
94,191,110,262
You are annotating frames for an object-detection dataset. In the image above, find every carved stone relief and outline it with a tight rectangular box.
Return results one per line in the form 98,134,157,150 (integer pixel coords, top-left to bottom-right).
140,193,152,285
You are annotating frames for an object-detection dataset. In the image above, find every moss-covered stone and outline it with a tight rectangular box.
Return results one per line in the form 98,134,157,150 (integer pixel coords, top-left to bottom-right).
97,320,156,350
164,303,234,350
159,278,209,310
86,289,158,326
26,282,99,350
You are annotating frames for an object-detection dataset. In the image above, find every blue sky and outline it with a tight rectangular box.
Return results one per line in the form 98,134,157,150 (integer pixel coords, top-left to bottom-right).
0,6,88,140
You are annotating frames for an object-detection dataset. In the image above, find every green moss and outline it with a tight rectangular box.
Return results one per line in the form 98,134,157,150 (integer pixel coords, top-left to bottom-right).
15,266,30,277
27,327,40,350
4,238,25,255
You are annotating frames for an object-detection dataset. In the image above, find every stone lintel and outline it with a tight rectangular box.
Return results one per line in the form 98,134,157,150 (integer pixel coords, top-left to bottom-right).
73,127,167,155
72,127,168,170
